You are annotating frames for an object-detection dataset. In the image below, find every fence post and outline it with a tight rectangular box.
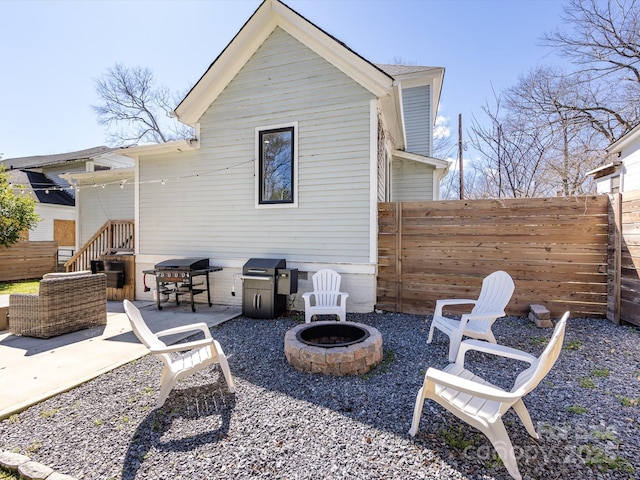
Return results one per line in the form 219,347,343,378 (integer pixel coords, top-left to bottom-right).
395,202,403,313
607,193,622,324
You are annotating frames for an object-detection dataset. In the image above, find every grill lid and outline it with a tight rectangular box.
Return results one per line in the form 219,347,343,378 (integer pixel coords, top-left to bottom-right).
243,258,286,275
155,258,209,270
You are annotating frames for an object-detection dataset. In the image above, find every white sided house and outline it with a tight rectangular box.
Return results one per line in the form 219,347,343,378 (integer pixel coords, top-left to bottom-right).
2,146,133,259
121,0,450,312
589,123,640,194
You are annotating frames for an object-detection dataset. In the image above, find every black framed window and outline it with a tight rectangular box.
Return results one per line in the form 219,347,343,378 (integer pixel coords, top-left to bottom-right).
259,126,294,204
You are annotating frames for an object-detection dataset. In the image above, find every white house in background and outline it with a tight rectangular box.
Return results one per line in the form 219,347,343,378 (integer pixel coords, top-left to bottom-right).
115,0,450,312
588,123,640,194
1,146,134,257
60,167,135,248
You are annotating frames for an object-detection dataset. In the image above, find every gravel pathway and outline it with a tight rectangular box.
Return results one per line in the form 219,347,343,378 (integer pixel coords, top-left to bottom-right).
1,312,639,479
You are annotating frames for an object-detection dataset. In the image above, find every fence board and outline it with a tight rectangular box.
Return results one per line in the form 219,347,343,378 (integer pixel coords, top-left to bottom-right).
620,192,640,326
378,196,610,319
0,241,58,281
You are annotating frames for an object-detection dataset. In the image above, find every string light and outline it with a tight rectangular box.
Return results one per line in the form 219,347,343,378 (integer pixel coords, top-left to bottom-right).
7,159,254,192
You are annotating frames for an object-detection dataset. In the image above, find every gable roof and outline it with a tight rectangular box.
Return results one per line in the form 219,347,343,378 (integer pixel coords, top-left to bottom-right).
1,146,113,170
174,0,395,126
7,170,75,206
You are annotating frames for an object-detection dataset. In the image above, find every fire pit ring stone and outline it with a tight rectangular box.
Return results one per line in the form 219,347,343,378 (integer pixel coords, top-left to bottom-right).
285,321,383,375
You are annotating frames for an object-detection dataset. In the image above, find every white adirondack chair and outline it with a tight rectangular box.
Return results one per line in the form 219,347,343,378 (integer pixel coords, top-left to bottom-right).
123,300,235,407
427,270,515,361
302,269,349,323
410,311,570,480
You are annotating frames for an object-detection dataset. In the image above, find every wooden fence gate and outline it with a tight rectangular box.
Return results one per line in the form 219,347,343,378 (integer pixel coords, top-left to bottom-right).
378,196,611,319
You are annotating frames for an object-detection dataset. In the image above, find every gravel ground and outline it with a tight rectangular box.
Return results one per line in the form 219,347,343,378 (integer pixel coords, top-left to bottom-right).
1,312,639,480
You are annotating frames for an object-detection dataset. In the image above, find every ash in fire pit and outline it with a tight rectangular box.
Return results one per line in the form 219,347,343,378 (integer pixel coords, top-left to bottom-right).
285,321,382,375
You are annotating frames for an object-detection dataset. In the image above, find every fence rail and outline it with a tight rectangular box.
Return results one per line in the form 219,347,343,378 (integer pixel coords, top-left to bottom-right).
378,196,611,319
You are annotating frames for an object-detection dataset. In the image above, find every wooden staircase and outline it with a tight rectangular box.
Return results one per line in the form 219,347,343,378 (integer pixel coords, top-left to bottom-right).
65,220,134,272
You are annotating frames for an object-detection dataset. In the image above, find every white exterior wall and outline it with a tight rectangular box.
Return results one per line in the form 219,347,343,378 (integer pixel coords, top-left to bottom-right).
402,85,431,157
135,28,377,312
621,134,640,192
391,158,434,201
29,204,75,245
77,182,135,246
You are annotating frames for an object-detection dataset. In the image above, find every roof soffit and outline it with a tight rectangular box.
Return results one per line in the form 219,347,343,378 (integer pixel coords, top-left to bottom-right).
175,0,394,125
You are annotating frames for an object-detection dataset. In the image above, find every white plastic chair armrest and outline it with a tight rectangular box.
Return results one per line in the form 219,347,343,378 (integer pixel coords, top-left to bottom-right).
150,337,214,354
155,322,212,339
434,298,477,316
426,367,520,403
456,339,537,366
301,292,314,299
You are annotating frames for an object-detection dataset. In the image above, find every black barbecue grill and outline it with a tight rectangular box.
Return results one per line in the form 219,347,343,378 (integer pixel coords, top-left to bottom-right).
143,258,222,312
241,258,298,319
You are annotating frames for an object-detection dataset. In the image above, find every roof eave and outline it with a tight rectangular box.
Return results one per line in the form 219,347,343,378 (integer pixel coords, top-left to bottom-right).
607,123,640,154
174,0,394,126
116,140,196,158
393,149,452,170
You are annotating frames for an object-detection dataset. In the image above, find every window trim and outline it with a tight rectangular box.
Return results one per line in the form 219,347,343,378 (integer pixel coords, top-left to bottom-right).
255,122,298,208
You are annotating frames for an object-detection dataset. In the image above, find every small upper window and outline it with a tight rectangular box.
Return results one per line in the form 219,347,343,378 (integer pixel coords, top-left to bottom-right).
257,125,296,205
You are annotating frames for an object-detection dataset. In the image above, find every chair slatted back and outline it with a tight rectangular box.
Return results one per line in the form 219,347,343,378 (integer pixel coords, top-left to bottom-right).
312,269,342,306
472,271,515,316
512,311,569,396
123,300,167,352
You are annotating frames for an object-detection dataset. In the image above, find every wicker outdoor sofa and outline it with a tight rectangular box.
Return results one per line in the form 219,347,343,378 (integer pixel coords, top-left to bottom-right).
9,271,107,338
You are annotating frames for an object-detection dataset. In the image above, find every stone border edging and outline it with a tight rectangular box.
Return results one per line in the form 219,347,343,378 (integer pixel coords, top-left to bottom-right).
0,450,77,480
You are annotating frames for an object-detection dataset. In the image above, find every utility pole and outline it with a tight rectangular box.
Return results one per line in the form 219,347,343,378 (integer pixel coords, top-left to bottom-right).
458,113,464,199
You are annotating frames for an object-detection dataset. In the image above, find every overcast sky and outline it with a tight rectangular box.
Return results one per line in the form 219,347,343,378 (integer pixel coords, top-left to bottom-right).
0,0,568,161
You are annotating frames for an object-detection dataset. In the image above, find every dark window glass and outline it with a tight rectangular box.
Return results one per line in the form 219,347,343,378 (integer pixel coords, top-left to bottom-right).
259,127,294,204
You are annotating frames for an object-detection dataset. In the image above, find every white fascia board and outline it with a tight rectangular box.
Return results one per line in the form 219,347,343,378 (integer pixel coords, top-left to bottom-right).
392,149,452,169
116,140,196,159
175,0,393,125
585,161,622,177
607,123,640,153
60,167,135,186
175,13,278,125
378,91,404,150
273,1,393,97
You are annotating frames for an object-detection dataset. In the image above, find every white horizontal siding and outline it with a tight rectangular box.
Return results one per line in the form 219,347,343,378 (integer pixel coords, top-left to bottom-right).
392,158,435,201
29,204,74,244
79,183,135,245
621,136,640,192
402,85,432,157
138,27,375,265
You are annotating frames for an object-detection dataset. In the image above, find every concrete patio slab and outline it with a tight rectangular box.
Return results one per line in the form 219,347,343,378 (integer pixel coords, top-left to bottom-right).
0,300,241,419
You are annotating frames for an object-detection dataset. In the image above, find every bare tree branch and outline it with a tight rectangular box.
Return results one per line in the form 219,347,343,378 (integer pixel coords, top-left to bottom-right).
93,63,194,146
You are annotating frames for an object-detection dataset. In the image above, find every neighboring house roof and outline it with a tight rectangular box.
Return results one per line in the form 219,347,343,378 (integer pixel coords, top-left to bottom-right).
7,170,75,206
174,0,396,126
0,146,113,170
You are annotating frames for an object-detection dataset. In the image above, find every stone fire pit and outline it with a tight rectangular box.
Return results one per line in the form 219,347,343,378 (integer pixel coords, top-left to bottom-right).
284,321,383,375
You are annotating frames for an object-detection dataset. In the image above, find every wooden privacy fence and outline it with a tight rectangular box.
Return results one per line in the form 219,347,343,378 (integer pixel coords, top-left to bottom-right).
612,191,640,326
378,196,611,319
0,241,58,282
